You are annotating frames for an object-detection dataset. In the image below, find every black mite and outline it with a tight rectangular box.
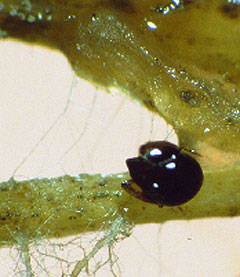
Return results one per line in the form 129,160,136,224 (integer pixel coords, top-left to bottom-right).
122,141,203,207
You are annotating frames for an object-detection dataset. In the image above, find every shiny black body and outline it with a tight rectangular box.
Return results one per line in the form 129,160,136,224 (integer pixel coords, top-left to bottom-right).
125,141,203,207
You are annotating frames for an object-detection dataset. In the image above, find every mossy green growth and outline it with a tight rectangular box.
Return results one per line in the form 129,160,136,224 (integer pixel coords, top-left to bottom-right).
0,0,240,245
